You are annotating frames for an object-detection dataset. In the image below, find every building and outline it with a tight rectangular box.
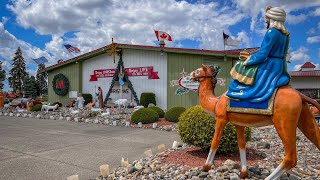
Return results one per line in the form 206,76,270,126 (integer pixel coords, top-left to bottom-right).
289,62,320,100
45,43,257,109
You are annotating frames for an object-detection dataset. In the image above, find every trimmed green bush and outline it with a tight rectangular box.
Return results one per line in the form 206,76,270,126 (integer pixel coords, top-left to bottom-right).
31,104,42,111
164,107,186,122
82,93,93,105
140,92,156,108
131,108,159,124
178,105,251,154
147,106,165,118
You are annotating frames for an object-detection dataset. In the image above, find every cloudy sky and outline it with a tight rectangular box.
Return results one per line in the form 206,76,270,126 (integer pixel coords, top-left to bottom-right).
0,0,319,91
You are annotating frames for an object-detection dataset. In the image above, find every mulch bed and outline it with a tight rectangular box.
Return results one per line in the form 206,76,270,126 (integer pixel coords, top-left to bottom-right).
162,146,266,168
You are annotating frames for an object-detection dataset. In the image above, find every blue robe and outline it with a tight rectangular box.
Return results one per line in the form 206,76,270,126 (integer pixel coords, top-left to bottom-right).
226,28,290,103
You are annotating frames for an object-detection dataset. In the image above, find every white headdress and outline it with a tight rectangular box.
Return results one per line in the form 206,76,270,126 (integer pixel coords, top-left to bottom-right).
266,7,289,35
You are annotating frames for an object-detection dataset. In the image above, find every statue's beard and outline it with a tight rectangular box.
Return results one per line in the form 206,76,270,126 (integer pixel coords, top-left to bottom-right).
266,21,270,29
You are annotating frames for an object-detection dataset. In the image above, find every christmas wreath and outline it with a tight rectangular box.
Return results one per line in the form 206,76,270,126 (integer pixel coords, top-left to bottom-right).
52,74,69,96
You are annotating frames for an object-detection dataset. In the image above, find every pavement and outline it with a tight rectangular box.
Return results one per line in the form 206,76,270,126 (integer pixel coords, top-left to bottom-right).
0,116,181,180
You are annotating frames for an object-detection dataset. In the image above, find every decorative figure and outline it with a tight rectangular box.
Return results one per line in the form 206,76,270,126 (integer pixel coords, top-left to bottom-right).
97,86,104,109
75,93,85,109
41,104,59,112
190,64,320,179
119,72,124,99
227,6,290,103
114,99,128,110
106,38,121,63
26,101,33,111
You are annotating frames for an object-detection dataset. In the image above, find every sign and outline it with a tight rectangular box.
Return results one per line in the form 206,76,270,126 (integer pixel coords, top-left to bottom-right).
90,66,159,81
178,76,199,90
170,68,226,95
69,91,78,98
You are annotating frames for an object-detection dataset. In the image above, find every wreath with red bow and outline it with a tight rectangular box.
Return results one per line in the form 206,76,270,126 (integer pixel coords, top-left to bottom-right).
52,74,69,96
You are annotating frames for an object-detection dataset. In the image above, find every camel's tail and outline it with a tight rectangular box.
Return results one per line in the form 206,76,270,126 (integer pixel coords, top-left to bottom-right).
298,93,320,150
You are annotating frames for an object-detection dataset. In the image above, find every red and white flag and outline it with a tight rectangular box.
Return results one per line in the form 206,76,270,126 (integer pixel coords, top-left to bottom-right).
154,30,172,41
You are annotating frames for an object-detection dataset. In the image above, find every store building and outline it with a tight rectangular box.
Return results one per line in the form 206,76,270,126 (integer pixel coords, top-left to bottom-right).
289,62,320,100
45,43,256,109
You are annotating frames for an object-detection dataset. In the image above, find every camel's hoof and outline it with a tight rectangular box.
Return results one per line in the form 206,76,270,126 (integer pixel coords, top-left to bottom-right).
202,164,212,172
240,170,249,179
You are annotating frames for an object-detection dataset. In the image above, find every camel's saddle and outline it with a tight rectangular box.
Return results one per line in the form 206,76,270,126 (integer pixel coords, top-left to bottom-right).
226,89,277,115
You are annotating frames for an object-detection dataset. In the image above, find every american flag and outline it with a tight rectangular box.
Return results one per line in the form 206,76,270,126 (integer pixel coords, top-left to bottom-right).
64,44,81,53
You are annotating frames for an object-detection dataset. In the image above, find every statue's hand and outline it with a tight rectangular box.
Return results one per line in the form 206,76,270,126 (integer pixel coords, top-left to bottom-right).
239,50,250,60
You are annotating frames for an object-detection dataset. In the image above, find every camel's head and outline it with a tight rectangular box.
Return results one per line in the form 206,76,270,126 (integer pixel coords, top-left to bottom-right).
190,64,220,82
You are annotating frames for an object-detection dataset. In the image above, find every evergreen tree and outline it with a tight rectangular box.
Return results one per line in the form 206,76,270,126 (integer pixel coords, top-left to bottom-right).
23,76,38,99
36,64,48,96
0,61,6,92
8,47,28,93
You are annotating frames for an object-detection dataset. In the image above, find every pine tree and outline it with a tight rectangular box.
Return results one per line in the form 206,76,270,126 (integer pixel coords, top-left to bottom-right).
8,47,28,93
0,61,6,92
23,76,38,99
36,64,48,96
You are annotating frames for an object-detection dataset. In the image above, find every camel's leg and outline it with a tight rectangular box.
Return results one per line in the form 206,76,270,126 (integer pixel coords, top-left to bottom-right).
266,113,300,179
298,102,320,150
203,119,227,172
235,125,248,178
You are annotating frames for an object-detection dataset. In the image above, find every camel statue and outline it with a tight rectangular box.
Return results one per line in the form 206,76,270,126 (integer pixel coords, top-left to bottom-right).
191,64,320,180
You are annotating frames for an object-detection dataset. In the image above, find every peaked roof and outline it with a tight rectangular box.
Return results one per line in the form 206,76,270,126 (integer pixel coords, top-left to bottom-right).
44,42,259,71
301,62,316,68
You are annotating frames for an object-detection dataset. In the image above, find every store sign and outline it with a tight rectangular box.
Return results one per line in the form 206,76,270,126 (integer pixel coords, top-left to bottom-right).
178,76,199,90
170,68,226,95
90,66,159,81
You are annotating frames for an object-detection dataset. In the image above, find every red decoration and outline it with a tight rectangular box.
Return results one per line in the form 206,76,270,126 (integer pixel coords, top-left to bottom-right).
56,80,65,89
89,66,159,81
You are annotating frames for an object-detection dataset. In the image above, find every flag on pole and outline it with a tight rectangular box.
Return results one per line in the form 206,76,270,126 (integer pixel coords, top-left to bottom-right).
223,32,240,47
154,30,172,41
33,56,48,64
64,44,81,53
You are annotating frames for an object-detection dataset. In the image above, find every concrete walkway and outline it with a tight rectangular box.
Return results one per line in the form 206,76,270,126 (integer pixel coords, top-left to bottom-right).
0,116,180,180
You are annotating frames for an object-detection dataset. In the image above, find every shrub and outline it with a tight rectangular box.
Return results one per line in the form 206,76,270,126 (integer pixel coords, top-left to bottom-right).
32,100,43,106
131,108,159,124
32,104,42,111
148,106,165,118
82,93,93,105
140,92,156,108
164,107,186,122
178,105,251,154
52,102,62,107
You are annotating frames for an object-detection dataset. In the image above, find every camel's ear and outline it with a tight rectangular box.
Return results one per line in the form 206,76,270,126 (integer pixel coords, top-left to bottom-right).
202,64,207,71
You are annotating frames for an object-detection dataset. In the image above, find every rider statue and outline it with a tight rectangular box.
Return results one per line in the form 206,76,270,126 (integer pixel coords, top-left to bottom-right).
226,6,290,103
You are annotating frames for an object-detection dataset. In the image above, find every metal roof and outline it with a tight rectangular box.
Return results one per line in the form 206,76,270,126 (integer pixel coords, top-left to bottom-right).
289,70,320,77
43,42,259,72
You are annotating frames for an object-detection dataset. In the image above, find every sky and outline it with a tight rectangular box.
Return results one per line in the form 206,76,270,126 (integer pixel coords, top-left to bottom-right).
0,0,319,91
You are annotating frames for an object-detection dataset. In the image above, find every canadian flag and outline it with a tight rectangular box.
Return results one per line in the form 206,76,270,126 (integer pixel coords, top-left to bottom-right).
154,30,172,41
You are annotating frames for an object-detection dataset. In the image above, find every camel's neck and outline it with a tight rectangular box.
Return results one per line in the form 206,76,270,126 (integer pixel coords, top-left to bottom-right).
198,79,219,114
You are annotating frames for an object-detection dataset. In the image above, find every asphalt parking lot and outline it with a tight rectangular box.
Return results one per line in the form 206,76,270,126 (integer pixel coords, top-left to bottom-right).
0,116,180,180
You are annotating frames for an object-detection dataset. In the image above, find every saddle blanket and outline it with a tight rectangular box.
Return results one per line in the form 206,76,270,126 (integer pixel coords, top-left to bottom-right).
226,89,277,115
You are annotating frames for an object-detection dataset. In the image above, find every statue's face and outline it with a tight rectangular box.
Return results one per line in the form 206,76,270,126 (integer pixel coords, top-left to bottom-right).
265,16,270,29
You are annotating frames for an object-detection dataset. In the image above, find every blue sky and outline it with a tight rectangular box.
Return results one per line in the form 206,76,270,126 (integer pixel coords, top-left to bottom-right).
0,0,319,91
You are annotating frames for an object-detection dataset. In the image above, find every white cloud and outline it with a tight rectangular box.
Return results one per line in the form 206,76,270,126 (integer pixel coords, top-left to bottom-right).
6,0,246,53
289,47,310,62
237,31,251,47
307,28,316,35
307,36,320,43
234,0,320,30
286,14,307,24
293,64,303,71
312,7,320,16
